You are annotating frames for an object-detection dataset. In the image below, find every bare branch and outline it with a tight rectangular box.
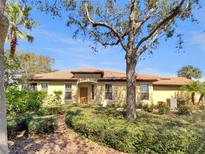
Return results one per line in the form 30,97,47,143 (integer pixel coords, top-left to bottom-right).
136,0,186,51
135,7,157,33
127,0,137,53
137,31,159,57
84,2,127,51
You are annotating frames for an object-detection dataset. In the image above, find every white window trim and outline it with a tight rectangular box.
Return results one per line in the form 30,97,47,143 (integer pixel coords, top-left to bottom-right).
105,83,113,100
41,82,48,91
140,83,150,101
64,82,73,100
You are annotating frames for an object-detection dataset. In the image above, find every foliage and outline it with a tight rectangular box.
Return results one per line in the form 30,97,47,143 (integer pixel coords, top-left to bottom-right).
65,106,205,153
31,0,200,119
6,87,46,114
138,103,155,112
7,118,18,139
28,115,57,134
38,105,65,115
177,65,202,79
182,81,204,104
178,104,192,115
4,51,54,85
45,91,63,106
5,2,38,57
7,113,35,139
157,101,170,114
4,53,21,87
7,113,57,138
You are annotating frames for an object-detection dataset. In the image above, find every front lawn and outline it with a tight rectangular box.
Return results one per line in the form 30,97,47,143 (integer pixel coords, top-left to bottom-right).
65,106,205,153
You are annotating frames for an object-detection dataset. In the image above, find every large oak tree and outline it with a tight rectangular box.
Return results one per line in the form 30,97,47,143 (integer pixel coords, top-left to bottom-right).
34,0,200,120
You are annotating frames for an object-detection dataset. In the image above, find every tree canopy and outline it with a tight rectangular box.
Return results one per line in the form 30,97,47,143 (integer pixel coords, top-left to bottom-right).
4,51,54,86
5,1,38,57
177,65,202,79
27,0,201,119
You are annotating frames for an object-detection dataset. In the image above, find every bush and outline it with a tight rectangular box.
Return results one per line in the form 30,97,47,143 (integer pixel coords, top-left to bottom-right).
178,105,192,115
157,101,170,114
45,91,63,106
65,106,205,153
137,102,144,109
28,116,57,134
7,113,34,139
142,104,154,112
38,104,70,116
6,87,46,114
7,118,18,139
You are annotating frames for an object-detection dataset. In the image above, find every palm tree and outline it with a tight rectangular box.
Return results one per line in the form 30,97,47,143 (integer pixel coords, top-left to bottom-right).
177,65,202,79
182,81,203,104
5,2,38,57
198,82,205,104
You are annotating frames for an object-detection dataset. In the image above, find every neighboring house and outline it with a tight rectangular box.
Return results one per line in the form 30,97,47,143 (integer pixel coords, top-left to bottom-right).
28,68,191,106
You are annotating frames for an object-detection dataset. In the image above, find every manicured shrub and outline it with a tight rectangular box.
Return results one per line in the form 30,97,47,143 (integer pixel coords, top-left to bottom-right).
7,113,34,138
7,118,18,139
45,90,63,106
6,87,46,114
142,104,154,112
28,116,57,134
157,101,170,114
137,102,144,109
178,105,192,115
65,106,205,153
38,105,66,116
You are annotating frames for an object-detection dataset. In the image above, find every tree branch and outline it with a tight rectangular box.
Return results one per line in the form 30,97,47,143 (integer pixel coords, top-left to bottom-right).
136,0,186,51
137,31,159,57
84,2,127,51
135,7,157,33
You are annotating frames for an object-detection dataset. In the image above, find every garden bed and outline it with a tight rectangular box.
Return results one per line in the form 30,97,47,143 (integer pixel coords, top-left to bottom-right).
65,106,205,153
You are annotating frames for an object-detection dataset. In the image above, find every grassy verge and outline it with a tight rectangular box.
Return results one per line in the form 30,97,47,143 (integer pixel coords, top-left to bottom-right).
65,106,205,153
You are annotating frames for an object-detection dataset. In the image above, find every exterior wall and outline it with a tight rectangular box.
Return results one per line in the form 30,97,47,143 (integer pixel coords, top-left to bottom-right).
29,81,197,105
95,81,127,106
152,85,200,104
30,81,78,104
152,86,181,104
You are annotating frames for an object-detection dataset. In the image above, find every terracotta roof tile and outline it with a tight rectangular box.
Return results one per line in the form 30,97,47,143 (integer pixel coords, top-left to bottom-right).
29,68,190,86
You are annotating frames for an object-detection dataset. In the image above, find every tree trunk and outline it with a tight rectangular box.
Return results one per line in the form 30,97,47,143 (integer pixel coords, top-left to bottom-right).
0,1,9,153
198,94,204,104
10,28,17,58
125,54,137,120
191,92,195,105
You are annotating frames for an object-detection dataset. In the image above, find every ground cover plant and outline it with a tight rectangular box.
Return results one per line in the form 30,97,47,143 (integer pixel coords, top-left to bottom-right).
65,106,205,153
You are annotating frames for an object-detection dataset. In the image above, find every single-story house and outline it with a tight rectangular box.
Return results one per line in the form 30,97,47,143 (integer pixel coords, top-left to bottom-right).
27,68,191,106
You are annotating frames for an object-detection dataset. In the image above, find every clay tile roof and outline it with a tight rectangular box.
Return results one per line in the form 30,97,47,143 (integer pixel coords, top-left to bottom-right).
153,77,191,86
29,68,191,86
29,70,77,81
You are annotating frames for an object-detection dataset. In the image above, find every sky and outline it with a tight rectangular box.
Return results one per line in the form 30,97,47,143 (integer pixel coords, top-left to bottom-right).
6,1,205,79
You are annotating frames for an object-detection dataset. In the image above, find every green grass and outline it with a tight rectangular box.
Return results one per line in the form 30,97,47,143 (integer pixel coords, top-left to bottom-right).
65,106,205,153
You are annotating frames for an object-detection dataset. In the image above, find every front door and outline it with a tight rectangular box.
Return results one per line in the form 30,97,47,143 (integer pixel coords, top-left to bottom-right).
80,87,88,104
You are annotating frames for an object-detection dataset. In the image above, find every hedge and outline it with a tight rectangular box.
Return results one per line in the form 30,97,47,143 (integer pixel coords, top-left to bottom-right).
7,114,57,138
28,115,57,135
65,106,205,153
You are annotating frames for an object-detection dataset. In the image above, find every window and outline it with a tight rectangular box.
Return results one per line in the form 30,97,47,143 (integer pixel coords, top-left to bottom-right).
41,83,48,91
140,84,149,100
91,84,95,100
30,83,37,90
105,84,112,100
65,83,72,100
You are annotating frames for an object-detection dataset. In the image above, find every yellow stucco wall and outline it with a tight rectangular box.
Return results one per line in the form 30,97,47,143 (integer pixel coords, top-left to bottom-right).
29,81,196,105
